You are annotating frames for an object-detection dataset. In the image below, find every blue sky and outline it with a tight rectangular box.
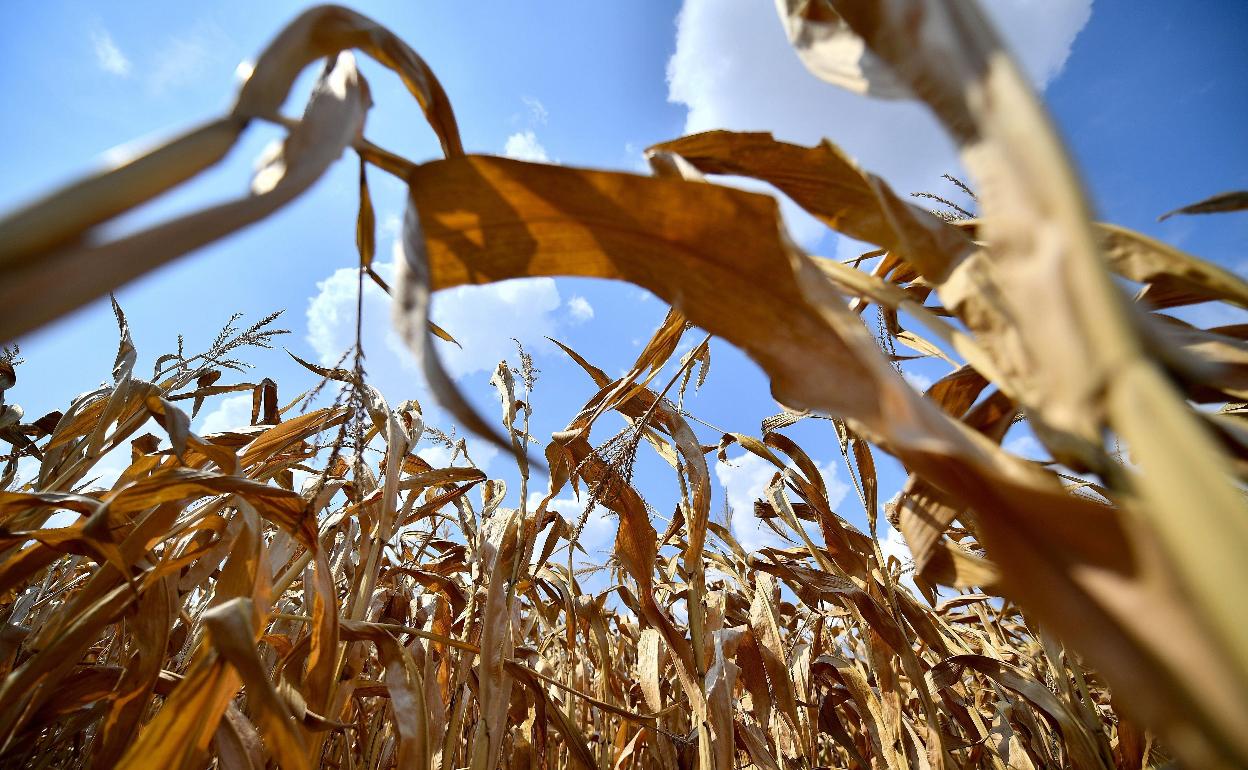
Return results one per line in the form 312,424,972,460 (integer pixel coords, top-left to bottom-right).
3,1,1246,568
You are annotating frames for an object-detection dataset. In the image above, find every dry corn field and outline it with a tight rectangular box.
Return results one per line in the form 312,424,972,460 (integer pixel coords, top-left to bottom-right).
2,3,1248,769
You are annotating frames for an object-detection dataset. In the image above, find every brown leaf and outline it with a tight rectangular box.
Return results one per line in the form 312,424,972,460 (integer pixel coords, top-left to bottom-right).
1158,190,1248,221
0,54,369,343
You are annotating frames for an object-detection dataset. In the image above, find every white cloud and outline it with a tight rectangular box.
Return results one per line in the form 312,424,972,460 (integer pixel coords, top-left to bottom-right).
667,0,1093,243
14,456,41,488
147,25,223,94
981,1,1093,87
432,278,563,379
527,491,615,558
878,524,911,566
504,130,550,163
91,29,131,76
306,262,394,367
416,444,456,469
717,175,829,249
380,213,403,239
78,448,132,493
307,255,565,383
196,393,253,435
1005,432,1047,461
290,467,312,492
902,370,933,392
878,522,921,594
417,437,500,474
566,295,594,323
416,444,452,468
714,451,849,553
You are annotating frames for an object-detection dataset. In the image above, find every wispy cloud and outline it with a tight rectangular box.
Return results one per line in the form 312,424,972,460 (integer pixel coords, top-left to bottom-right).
148,33,210,94
145,22,232,95
91,28,131,76
522,96,549,125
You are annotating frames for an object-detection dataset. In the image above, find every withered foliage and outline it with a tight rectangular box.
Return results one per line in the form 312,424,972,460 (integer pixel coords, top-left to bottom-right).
2,3,1248,769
